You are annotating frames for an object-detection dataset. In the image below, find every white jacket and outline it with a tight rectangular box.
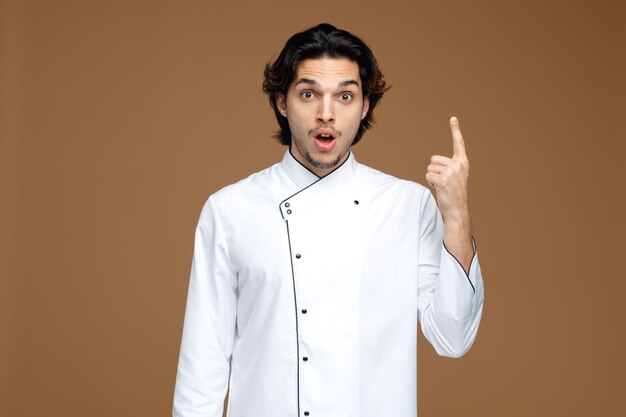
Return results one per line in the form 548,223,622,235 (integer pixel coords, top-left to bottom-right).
173,150,484,417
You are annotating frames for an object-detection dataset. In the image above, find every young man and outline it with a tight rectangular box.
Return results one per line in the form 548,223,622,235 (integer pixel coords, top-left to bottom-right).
173,23,484,417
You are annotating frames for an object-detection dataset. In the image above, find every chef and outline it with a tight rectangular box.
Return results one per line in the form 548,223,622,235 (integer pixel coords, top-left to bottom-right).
173,23,484,417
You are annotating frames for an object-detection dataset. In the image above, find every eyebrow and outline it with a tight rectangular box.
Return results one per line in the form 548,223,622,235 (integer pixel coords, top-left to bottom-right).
294,78,360,89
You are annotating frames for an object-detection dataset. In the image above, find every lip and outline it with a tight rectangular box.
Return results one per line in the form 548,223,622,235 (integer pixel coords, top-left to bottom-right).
313,136,337,152
312,128,337,139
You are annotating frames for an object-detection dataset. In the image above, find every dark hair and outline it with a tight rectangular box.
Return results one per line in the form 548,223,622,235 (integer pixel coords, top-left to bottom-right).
263,23,390,146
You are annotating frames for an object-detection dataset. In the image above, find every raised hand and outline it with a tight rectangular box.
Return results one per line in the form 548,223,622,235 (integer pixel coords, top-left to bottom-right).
426,116,474,270
425,116,470,223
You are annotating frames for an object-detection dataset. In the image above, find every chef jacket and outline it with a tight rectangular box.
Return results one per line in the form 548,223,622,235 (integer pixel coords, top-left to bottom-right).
173,150,484,417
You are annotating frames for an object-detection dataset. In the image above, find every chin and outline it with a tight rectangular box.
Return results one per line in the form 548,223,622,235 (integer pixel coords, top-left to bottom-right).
307,152,344,170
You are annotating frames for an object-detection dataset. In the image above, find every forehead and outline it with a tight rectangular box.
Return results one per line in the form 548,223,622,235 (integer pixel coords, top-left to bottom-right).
293,57,361,86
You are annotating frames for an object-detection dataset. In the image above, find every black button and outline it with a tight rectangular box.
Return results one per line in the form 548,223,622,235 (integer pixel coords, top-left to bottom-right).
285,202,290,207
354,200,359,205
304,412,309,416
301,309,307,314
295,254,301,259
303,356,308,361
287,209,292,214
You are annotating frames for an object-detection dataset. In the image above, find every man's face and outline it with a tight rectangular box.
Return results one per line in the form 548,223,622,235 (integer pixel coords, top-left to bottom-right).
277,57,369,177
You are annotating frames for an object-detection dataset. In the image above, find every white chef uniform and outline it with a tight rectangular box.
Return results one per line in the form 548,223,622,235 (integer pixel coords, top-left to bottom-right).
173,150,484,417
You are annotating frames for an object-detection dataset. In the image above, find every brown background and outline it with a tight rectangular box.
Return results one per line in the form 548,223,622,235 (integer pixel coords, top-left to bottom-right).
1,0,625,416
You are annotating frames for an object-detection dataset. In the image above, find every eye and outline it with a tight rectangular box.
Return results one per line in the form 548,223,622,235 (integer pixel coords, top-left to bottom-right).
340,92,353,102
300,91,314,99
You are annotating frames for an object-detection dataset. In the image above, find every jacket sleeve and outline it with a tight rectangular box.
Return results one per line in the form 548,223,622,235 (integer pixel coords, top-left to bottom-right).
173,195,238,416
417,189,484,358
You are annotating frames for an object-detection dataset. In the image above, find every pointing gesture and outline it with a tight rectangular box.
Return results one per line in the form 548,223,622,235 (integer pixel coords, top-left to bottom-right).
451,116,467,159
425,117,474,271
425,117,470,222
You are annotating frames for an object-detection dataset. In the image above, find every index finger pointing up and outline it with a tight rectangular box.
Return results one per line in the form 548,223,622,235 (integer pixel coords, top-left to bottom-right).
450,116,467,158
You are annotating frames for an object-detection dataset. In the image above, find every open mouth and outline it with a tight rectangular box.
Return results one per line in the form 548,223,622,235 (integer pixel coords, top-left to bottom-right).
312,129,337,151
313,129,337,141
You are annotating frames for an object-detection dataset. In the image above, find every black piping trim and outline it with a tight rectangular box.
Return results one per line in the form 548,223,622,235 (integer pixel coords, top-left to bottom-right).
285,220,301,416
279,178,321,220
278,151,354,412
278,150,352,219
442,236,477,293
289,147,321,179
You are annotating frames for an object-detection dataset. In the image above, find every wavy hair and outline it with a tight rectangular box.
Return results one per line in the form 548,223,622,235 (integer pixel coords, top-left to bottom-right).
263,23,390,146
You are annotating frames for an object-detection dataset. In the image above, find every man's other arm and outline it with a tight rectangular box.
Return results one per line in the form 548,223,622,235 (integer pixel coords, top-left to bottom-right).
173,196,237,416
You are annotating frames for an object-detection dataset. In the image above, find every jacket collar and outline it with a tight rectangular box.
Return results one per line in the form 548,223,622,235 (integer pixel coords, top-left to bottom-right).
279,148,358,220
281,148,357,188
281,149,321,189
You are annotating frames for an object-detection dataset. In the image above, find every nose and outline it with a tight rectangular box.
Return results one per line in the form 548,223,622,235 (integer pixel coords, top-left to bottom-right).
316,95,335,124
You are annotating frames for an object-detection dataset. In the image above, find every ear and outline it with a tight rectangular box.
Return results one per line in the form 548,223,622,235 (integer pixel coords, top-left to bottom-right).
361,95,370,120
276,94,287,117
